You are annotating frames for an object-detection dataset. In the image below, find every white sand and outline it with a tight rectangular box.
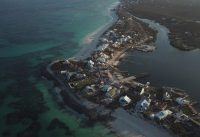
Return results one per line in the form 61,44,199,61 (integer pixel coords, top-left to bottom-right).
109,108,175,137
82,31,98,45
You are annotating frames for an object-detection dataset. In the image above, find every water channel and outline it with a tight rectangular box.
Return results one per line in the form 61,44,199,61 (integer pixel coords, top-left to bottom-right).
119,18,200,103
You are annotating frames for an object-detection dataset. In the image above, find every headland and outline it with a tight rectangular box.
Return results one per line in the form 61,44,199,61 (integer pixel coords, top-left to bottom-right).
44,0,200,137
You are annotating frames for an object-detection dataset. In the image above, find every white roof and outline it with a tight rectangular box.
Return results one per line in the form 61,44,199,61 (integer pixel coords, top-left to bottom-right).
176,97,190,105
88,60,94,65
163,92,171,100
140,88,145,95
155,110,172,120
136,99,151,112
138,99,151,107
123,95,131,103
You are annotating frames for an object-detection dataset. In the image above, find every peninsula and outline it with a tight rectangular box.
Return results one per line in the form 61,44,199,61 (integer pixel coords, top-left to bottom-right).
44,0,200,137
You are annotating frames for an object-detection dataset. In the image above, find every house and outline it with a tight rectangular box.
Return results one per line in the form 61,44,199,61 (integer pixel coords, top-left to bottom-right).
163,92,171,101
97,57,106,64
87,60,94,68
145,82,150,88
97,44,109,51
154,110,173,120
176,97,190,105
119,95,132,107
100,38,108,43
100,53,110,60
60,70,67,74
140,82,150,95
112,42,120,48
136,98,151,112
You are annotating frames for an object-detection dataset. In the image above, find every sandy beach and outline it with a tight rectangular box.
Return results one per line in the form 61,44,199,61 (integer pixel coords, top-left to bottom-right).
82,30,99,45
109,108,175,137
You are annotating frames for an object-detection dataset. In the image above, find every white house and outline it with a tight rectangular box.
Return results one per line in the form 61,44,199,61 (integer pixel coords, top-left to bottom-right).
60,70,67,74
176,97,190,105
100,38,108,43
97,57,106,64
87,60,94,68
100,53,110,59
163,92,171,101
154,110,173,120
136,98,151,112
119,95,132,107
145,82,150,88
97,44,109,51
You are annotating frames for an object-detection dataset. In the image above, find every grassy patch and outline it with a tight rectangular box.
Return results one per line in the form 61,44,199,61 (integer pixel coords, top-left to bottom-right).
72,77,96,90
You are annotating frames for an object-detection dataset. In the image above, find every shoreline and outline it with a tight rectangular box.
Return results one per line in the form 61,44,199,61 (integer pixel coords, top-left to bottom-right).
75,1,120,60
44,0,200,137
108,108,175,137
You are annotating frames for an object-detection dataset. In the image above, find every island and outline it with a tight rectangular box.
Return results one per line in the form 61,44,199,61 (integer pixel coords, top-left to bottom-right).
43,0,200,137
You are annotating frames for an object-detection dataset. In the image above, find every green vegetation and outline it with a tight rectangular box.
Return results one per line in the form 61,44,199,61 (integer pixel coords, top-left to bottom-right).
181,105,193,116
72,77,96,90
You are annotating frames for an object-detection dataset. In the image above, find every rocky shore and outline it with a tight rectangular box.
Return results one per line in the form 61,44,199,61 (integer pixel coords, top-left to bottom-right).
44,0,200,137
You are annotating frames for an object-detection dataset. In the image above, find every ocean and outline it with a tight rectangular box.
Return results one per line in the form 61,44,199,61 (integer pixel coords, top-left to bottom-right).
0,0,118,136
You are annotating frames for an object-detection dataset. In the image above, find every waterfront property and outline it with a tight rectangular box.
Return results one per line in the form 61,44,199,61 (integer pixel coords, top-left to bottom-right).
47,3,200,137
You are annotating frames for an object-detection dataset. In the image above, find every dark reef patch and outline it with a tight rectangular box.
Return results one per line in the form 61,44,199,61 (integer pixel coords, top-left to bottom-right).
5,80,49,125
47,118,74,136
17,121,41,137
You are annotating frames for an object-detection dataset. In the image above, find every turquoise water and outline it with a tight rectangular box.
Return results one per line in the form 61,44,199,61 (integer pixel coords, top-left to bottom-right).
0,0,118,136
